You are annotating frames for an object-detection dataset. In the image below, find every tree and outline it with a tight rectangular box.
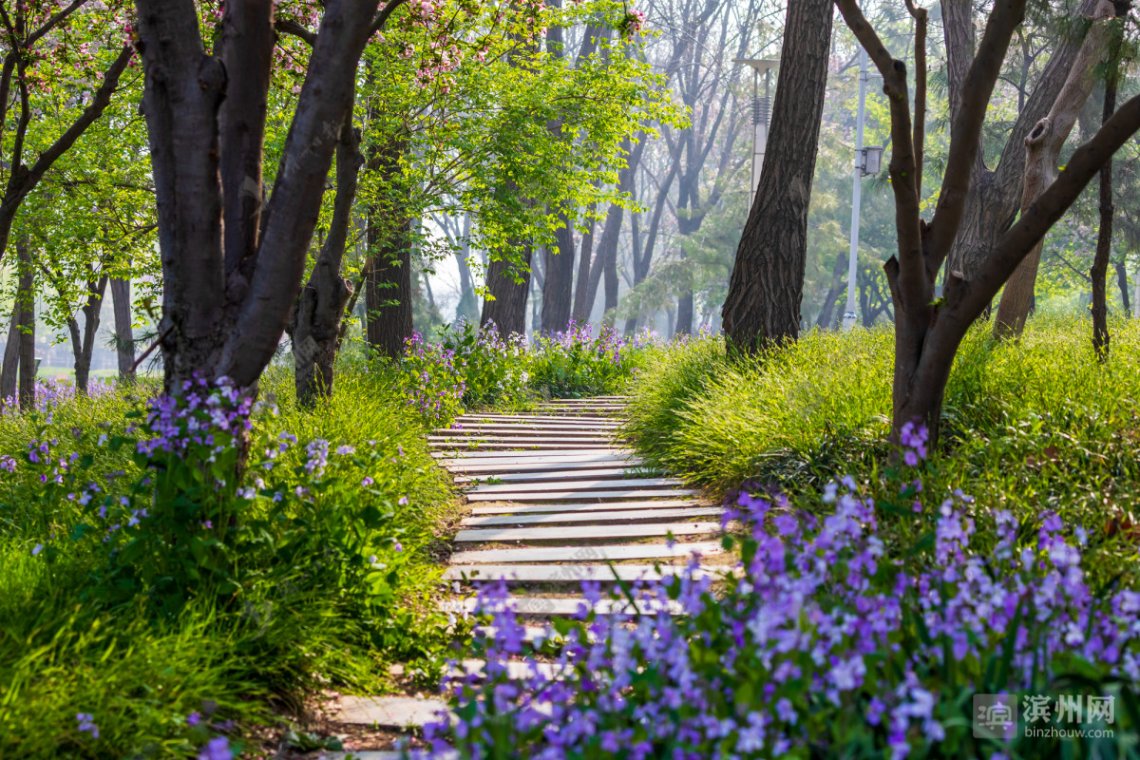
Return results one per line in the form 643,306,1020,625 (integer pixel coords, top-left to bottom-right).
992,0,1118,337
834,0,1140,443
133,0,391,391
721,0,834,349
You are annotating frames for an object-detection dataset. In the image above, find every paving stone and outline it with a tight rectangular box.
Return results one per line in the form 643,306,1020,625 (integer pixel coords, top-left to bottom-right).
469,477,682,494
326,695,449,727
460,506,721,527
444,563,713,583
466,498,704,515
466,487,700,502
448,541,724,564
453,521,721,543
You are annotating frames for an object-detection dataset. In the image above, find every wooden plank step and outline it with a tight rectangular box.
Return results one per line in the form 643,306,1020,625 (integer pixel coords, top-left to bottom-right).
467,498,704,515
326,696,449,728
455,467,659,484
443,458,637,474
449,419,621,428
442,596,683,617
460,506,721,527
453,521,720,543
469,477,683,494
448,541,724,564
429,435,613,444
457,414,620,424
431,442,619,451
445,563,711,583
450,659,560,680
467,488,700,502
437,449,630,463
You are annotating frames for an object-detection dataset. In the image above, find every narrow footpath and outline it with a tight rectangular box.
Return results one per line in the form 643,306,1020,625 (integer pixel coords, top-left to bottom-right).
319,396,723,758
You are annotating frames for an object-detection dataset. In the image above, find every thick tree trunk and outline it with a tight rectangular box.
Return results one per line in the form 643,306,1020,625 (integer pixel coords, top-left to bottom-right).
0,311,17,402
994,0,1115,337
135,0,382,391
292,115,362,404
541,220,576,332
110,278,136,383
721,0,832,350
481,247,533,337
365,219,414,358
675,292,694,336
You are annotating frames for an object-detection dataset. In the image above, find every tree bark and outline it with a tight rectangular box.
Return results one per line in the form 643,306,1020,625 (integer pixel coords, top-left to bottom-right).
0,310,18,402
135,0,382,391
15,239,35,410
815,251,848,330
945,0,1103,281
365,217,414,358
837,0,1140,446
1114,259,1131,317
67,275,109,395
993,0,1115,337
541,218,576,332
722,0,833,349
481,246,533,337
571,203,599,323
292,114,362,403
110,278,135,383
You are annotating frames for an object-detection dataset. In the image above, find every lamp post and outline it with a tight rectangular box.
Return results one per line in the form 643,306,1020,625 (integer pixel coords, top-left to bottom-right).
842,47,883,331
736,58,779,209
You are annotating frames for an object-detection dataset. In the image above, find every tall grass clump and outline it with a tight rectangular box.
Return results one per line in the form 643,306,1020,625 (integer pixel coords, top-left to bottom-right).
625,318,1140,566
0,365,457,757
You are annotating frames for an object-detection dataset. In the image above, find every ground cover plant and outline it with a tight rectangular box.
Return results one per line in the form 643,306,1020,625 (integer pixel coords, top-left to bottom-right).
0,367,456,758
623,318,1140,585
396,321,652,424
427,434,1140,758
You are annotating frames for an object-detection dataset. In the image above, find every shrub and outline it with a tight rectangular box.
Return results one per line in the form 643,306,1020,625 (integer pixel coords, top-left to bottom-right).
528,321,651,398
426,435,1140,758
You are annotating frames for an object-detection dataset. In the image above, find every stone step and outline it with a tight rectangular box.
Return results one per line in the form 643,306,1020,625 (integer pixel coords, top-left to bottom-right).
466,488,700,502
448,541,724,564
467,498,704,515
433,447,628,459
442,596,683,617
453,521,721,543
326,695,449,728
454,467,659,484
460,506,721,527
444,459,638,476
430,441,617,451
468,477,680,494
445,563,711,583
457,413,620,424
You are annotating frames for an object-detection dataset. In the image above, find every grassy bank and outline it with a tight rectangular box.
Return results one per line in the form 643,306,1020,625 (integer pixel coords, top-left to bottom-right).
626,318,1140,579
0,366,456,758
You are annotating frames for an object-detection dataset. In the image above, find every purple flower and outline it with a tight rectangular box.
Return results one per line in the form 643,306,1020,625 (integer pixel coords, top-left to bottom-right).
198,736,233,760
76,713,99,739
31,543,43,556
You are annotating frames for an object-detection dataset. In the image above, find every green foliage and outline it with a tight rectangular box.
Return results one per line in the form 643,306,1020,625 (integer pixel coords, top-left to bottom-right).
0,367,458,757
624,318,1140,583
528,321,651,399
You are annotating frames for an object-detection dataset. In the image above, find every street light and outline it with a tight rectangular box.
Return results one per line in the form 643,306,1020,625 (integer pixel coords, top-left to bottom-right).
841,47,881,331
736,58,779,210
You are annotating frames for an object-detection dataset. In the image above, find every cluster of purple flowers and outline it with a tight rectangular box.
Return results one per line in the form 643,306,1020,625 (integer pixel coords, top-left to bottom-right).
425,431,1139,757
0,377,115,417
136,376,253,459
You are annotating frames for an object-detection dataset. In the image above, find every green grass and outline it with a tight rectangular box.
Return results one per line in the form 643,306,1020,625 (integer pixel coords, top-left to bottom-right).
0,363,458,757
625,317,1140,581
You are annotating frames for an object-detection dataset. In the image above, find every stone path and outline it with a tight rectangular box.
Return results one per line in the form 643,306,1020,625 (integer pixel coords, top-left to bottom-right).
318,396,720,758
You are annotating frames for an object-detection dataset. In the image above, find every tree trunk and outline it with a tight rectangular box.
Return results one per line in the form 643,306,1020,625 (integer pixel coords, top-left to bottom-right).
1091,4,1125,360
1,310,18,402
67,275,109,396
1114,259,1131,317
481,247,533,337
541,219,576,332
15,240,35,410
675,292,694,336
110,278,136,383
292,114,362,403
946,0,1105,282
721,0,832,350
571,204,599,323
365,218,414,358
994,0,1115,337
135,0,382,392
815,251,848,330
